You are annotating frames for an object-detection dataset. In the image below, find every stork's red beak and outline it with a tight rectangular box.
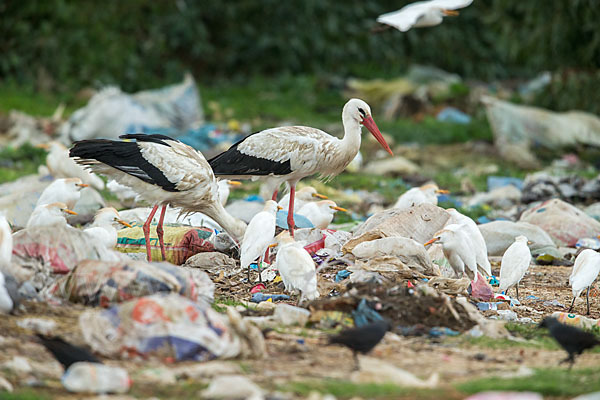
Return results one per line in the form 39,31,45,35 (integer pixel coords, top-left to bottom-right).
362,115,393,155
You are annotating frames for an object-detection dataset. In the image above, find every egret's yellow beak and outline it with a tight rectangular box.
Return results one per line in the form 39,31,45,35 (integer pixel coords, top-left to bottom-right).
331,206,348,212
63,208,78,215
312,193,328,199
424,237,439,247
527,241,533,245
277,205,284,210
76,183,89,188
436,189,450,194
227,180,242,186
268,243,278,248
116,219,133,228
35,143,51,150
442,9,459,16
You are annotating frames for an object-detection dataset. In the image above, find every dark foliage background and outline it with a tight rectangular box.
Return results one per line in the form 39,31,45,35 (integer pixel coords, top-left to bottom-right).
1,0,599,92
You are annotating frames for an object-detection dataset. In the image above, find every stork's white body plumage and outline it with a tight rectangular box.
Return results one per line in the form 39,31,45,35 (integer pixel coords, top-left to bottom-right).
569,249,600,314
70,134,247,261
36,178,88,209
41,142,105,189
426,223,477,281
447,208,491,276
394,184,446,210
209,99,392,236
240,201,278,279
27,202,77,229
377,0,473,32
84,208,131,249
275,231,319,301
298,200,346,230
499,236,531,299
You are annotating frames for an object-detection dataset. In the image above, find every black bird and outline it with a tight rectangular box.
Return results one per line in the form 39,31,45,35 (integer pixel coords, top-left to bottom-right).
539,317,600,368
36,335,101,369
329,319,390,370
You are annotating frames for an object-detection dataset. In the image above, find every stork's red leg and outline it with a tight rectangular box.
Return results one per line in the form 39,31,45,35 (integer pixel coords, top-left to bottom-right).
271,190,278,201
143,205,159,262
157,205,168,261
287,184,296,237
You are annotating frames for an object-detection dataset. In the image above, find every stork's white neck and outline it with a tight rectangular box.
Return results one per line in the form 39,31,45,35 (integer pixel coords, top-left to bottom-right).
341,112,362,152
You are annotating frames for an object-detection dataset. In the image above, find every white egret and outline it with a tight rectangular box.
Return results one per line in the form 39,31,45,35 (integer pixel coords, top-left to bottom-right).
569,249,600,315
83,208,132,249
499,236,531,300
36,178,88,209
447,208,491,276
37,141,105,189
27,202,78,229
425,223,477,281
297,200,347,230
394,183,448,210
240,200,279,282
377,0,473,32
275,231,319,301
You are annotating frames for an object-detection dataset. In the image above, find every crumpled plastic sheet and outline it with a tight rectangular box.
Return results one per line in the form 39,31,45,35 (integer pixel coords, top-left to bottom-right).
61,74,203,142
50,259,215,306
352,298,385,327
12,225,120,275
80,293,266,362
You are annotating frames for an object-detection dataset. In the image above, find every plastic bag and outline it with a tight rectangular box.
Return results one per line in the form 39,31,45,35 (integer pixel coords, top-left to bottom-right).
115,224,215,265
51,259,214,306
80,293,265,362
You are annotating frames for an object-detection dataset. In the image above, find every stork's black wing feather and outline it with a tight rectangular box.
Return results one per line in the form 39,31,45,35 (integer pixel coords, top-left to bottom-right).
208,133,292,176
37,335,101,369
69,139,178,192
119,133,176,145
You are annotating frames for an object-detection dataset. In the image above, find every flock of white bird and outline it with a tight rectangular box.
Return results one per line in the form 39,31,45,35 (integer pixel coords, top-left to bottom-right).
1,0,599,316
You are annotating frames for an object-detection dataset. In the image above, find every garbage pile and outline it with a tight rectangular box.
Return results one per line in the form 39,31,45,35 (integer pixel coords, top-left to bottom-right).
0,71,599,398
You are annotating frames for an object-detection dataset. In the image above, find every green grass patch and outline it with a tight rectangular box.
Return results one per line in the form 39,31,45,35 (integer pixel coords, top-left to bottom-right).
0,144,48,184
457,366,600,397
212,296,247,313
280,379,448,400
0,83,85,117
0,390,51,400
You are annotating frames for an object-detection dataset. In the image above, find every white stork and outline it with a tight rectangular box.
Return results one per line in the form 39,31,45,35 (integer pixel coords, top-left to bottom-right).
69,134,247,261
208,98,392,236
377,0,473,32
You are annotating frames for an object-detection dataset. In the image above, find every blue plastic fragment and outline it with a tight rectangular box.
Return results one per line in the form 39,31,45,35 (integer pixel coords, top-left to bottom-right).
429,327,459,337
245,194,264,203
276,210,314,229
352,299,384,327
250,293,290,303
487,176,524,191
436,107,471,124
477,216,492,224
488,276,500,286
525,295,539,300
335,270,351,282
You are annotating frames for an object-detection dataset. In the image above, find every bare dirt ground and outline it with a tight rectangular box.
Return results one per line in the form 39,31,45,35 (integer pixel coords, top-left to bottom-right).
1,262,599,399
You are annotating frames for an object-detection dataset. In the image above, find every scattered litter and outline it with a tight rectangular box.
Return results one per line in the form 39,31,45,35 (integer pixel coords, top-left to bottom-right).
273,304,310,326
201,375,264,400
16,318,57,335
552,312,600,330
543,299,565,308
352,356,438,388
251,293,290,303
62,362,131,394
335,270,351,282
51,259,215,306
80,293,266,361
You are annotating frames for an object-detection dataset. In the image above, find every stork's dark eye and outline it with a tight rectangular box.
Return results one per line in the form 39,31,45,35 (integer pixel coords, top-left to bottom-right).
358,108,366,117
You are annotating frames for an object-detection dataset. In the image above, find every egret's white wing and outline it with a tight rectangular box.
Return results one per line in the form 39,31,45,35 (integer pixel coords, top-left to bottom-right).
240,211,275,268
377,2,433,32
499,242,531,291
570,250,600,296
429,0,473,10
